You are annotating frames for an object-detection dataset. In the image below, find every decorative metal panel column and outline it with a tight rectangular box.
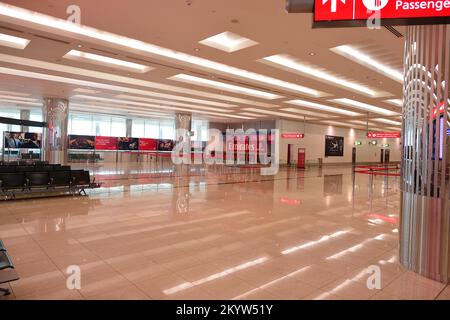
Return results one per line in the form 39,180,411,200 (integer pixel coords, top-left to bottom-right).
43,98,69,165
401,25,450,283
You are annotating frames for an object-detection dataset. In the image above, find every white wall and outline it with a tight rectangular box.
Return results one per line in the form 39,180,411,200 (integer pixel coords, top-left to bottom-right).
277,119,401,165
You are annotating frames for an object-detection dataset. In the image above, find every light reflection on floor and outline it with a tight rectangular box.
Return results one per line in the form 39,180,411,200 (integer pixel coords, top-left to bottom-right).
0,163,448,300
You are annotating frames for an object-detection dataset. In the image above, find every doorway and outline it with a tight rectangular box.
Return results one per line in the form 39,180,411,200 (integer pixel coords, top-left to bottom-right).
384,149,390,163
352,147,356,165
287,144,293,165
380,149,385,164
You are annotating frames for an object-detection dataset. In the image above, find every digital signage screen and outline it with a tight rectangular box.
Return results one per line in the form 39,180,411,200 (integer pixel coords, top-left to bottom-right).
95,136,118,151
4,132,42,149
68,135,96,150
117,137,139,150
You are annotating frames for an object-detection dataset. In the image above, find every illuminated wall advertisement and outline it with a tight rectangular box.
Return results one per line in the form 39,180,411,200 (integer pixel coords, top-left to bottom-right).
4,132,42,149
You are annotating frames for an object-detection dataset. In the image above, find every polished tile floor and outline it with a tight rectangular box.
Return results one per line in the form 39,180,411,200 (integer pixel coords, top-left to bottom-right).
0,163,448,300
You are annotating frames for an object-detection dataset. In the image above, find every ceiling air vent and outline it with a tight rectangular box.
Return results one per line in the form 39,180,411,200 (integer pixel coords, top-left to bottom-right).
125,55,186,72
33,34,70,44
0,25,24,34
384,26,403,38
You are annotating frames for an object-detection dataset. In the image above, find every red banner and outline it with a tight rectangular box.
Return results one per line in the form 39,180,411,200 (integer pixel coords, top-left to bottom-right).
282,133,305,139
314,0,450,22
139,138,157,151
95,136,118,150
367,132,401,139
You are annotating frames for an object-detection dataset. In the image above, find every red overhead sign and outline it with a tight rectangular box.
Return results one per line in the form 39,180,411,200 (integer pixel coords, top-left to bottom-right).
281,133,305,139
139,138,157,151
367,132,401,138
314,0,450,25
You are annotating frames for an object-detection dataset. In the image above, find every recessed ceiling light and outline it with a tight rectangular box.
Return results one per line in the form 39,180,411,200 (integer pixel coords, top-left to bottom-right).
115,94,236,108
331,45,403,82
330,98,398,116
0,94,40,102
77,44,83,48
72,88,100,94
242,108,317,120
0,53,278,108
169,74,283,100
0,90,31,96
0,32,30,49
64,50,153,73
0,98,41,106
199,31,258,53
385,99,403,107
0,3,325,97
238,112,267,117
373,118,402,126
309,52,316,56
70,94,252,119
285,99,361,116
262,54,385,97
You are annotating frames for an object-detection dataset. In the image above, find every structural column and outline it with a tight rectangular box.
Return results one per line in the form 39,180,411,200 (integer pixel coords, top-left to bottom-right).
20,109,30,132
126,119,132,138
400,24,450,283
42,98,69,164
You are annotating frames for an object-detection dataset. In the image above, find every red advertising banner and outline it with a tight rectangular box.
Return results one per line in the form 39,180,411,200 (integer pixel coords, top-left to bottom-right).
367,132,401,138
95,136,118,150
282,133,305,139
139,138,157,151
314,0,450,24
297,148,306,169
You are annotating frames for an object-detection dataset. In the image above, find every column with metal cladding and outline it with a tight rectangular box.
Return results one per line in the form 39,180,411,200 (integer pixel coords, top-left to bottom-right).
401,24,450,283
42,98,69,165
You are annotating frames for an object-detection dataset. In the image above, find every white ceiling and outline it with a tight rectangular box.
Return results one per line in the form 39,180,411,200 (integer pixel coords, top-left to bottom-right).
0,0,404,129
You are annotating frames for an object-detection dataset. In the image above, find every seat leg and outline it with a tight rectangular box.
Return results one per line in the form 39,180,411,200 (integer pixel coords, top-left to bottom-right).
0,287,11,296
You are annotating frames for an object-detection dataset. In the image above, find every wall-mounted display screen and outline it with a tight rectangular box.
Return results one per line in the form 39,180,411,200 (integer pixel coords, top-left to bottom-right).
95,136,118,150
4,132,42,149
158,139,174,151
139,138,158,151
117,137,139,150
68,135,96,150
325,135,344,157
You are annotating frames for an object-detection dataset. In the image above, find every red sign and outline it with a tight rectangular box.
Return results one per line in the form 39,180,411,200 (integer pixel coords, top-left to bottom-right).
297,148,306,169
282,133,305,139
139,138,157,151
367,132,401,138
314,0,450,23
95,136,118,150
280,197,302,206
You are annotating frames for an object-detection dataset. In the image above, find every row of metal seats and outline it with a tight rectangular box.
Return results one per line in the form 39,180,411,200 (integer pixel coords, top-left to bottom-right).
0,169,98,199
0,164,70,173
0,160,49,166
0,240,18,296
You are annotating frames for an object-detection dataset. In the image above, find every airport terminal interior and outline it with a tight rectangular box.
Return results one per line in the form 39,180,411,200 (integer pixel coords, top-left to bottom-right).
0,0,450,301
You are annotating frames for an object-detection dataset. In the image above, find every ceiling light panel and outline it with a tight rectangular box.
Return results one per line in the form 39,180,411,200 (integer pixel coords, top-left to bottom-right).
331,98,398,116
199,31,258,53
285,99,361,116
385,99,403,107
262,54,385,97
0,53,279,108
71,94,233,113
70,95,253,120
243,108,315,120
115,94,235,108
64,50,153,73
0,3,326,97
0,99,42,106
0,32,30,49
169,74,283,100
280,108,331,118
373,118,402,126
331,45,403,83
0,90,31,96
72,88,100,94
238,112,267,117
0,95,40,102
